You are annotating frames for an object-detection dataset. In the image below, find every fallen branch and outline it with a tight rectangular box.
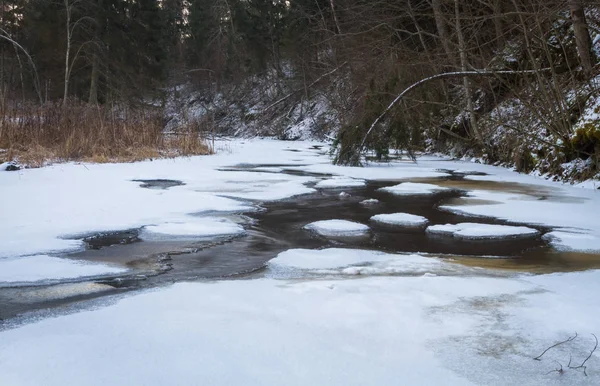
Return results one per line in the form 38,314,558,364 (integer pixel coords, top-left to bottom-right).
568,334,598,376
546,360,565,375
534,332,577,361
439,126,470,142
180,68,215,75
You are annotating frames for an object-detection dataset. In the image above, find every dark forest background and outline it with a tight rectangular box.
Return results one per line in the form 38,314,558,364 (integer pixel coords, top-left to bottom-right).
1,1,600,181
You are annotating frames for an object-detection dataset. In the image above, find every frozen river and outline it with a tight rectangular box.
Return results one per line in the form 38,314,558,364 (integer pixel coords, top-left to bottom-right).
1,139,599,385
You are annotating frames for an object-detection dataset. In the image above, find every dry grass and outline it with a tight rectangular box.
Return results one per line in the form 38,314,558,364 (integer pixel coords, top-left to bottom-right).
0,102,211,167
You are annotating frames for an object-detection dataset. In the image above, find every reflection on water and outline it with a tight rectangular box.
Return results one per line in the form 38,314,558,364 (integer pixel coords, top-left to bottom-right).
418,177,586,203
448,251,600,273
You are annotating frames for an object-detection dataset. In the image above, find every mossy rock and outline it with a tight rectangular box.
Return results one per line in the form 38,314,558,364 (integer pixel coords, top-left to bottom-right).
571,123,600,159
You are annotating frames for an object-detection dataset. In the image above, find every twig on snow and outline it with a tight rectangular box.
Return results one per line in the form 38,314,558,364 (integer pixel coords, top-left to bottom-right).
534,332,578,361
568,334,598,376
546,360,565,375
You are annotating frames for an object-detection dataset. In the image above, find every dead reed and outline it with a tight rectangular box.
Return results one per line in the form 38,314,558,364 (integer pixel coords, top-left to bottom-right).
0,102,210,167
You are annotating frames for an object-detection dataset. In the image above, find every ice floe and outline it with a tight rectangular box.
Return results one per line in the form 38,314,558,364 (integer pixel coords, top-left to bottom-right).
141,217,245,240
543,230,600,252
379,182,449,196
370,213,429,227
315,177,366,188
360,198,379,206
269,248,445,274
303,220,369,237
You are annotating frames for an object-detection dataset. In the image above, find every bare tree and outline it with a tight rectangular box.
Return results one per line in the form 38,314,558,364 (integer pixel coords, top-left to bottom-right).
568,0,595,75
62,0,94,106
0,29,42,104
431,0,453,63
454,0,484,145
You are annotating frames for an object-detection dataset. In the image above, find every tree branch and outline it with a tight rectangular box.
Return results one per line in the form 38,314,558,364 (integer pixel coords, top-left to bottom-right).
534,332,577,361
358,68,553,155
262,61,348,113
568,333,598,376
0,30,43,104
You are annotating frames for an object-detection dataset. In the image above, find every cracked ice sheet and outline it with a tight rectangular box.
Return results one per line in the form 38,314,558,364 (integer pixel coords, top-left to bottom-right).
1,269,599,385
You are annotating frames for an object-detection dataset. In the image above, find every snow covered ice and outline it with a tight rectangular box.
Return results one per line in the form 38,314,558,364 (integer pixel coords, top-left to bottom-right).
427,222,539,239
303,219,370,237
269,248,432,270
360,198,380,206
1,266,599,386
1,139,600,385
0,255,125,284
141,217,245,240
370,212,429,227
379,181,449,195
315,177,366,188
269,248,459,276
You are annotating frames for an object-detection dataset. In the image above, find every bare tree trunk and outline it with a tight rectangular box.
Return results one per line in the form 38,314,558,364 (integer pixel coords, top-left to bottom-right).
0,33,43,104
329,0,342,35
492,0,504,51
0,0,4,105
88,0,104,104
432,0,453,63
454,0,483,145
408,1,430,55
63,0,71,106
568,0,594,75
88,54,99,104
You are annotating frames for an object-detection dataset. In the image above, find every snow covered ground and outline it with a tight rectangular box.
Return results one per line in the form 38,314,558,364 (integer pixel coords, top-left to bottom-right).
1,139,600,385
1,264,599,385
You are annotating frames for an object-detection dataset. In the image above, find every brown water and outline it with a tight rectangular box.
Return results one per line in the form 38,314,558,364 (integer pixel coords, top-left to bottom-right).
1,167,599,323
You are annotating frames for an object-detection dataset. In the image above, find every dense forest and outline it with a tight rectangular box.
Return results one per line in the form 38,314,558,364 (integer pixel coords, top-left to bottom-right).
1,0,600,182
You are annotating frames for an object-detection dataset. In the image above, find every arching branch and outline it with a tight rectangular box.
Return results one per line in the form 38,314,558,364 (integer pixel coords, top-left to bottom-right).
0,31,43,104
357,68,552,155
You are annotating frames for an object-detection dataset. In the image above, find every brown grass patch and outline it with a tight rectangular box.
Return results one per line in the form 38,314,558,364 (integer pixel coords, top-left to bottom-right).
0,102,211,166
